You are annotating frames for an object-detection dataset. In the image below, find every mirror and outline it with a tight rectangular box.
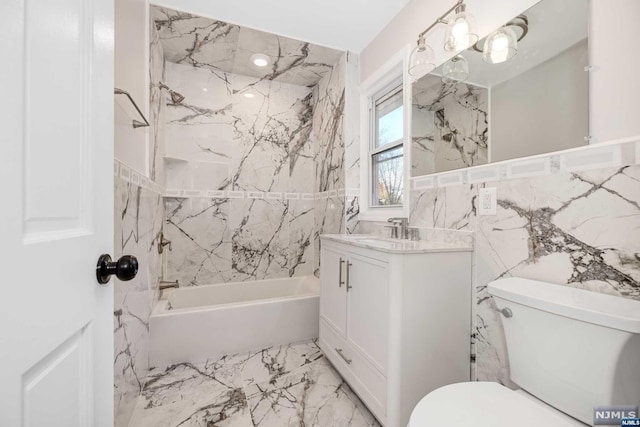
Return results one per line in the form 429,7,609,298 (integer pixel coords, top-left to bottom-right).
411,0,589,176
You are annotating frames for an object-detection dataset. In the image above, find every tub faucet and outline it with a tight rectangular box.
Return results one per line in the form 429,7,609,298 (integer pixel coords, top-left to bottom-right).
387,217,409,239
157,231,172,254
159,280,179,290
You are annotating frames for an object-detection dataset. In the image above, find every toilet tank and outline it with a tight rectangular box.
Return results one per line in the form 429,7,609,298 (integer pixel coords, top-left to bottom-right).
488,278,640,426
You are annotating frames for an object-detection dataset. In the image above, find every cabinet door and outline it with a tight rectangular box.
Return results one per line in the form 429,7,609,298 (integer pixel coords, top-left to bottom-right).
346,253,389,372
320,246,347,337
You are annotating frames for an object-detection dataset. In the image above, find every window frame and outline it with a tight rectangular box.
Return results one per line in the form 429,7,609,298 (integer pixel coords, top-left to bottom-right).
369,80,404,208
359,46,411,221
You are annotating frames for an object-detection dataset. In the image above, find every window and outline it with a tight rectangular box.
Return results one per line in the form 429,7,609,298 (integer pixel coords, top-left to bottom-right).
370,83,404,206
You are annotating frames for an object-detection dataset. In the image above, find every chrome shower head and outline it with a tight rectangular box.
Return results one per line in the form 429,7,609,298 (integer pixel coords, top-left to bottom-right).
169,90,185,104
158,82,185,105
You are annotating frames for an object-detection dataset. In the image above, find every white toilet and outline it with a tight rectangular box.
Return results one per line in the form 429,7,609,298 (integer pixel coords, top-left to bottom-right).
409,277,640,426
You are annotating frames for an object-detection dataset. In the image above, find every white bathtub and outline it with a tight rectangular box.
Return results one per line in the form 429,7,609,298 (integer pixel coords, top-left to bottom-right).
149,275,320,368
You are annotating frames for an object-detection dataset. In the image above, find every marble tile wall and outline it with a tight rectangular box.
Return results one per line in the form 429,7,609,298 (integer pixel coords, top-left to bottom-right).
162,54,347,285
412,76,488,175
311,53,347,274
344,53,361,235
113,162,165,427
149,18,166,184
150,6,342,88
404,158,640,384
113,18,167,427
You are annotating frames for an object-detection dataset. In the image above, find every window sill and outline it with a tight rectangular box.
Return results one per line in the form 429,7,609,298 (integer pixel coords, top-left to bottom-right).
358,206,406,222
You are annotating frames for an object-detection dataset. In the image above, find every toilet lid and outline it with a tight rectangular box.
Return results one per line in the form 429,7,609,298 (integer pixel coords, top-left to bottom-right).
409,382,585,427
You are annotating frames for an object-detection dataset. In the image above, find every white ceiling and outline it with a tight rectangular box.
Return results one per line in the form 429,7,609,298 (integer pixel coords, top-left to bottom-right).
150,0,412,52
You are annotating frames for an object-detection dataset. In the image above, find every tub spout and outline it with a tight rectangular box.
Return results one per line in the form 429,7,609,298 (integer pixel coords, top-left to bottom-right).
159,280,179,290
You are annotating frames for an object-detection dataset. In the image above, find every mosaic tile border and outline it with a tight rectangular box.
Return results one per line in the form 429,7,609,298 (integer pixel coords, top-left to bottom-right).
411,137,640,190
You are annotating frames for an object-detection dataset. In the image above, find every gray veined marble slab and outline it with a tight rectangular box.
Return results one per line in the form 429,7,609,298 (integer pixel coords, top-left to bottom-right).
412,75,488,176
114,172,165,427
321,234,473,254
128,340,380,427
150,6,343,87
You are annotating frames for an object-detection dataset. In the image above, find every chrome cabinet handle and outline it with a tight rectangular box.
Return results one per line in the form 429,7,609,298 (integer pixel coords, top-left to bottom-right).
338,257,345,287
346,261,353,291
335,348,352,364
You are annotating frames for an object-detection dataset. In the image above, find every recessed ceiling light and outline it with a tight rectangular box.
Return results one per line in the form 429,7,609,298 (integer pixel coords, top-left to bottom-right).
202,87,208,92
250,53,270,67
244,93,255,99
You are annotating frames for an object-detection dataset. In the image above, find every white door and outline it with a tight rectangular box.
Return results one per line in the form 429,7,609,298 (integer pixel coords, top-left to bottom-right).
0,0,115,426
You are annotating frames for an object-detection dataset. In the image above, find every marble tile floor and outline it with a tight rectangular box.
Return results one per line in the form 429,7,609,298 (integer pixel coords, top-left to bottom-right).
128,340,381,427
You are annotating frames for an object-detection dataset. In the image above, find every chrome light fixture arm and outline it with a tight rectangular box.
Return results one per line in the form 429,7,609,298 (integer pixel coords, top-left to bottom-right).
416,0,464,40
409,0,477,77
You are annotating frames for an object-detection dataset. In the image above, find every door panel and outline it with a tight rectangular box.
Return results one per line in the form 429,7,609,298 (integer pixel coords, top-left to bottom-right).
0,0,114,424
320,246,347,337
23,0,89,240
22,326,92,427
346,254,389,372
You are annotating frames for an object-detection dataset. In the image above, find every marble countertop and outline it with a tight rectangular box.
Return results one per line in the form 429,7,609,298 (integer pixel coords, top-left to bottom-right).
320,234,473,254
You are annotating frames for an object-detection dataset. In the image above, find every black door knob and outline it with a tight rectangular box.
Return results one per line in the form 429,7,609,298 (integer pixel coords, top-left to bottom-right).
96,254,138,284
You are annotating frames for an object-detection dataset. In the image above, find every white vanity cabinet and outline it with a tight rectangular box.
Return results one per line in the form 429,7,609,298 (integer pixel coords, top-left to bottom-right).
319,236,472,427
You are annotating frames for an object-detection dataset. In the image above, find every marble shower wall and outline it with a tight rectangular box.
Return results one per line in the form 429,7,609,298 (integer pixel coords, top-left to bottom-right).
113,19,167,427
344,52,361,235
312,53,348,274
406,159,640,385
162,55,349,285
149,19,166,184
113,163,164,427
412,76,488,175
150,6,342,88
150,5,351,284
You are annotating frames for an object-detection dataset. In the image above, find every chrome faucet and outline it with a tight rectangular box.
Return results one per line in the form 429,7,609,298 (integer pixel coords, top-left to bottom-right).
157,231,172,254
387,217,409,239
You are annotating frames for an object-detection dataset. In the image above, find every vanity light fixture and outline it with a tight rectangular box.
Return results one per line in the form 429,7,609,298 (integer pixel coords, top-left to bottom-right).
408,36,436,76
444,2,478,52
474,15,528,64
441,55,469,84
250,53,270,67
408,0,477,77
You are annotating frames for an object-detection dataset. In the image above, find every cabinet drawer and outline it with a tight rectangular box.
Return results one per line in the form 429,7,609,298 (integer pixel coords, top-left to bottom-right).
320,319,387,419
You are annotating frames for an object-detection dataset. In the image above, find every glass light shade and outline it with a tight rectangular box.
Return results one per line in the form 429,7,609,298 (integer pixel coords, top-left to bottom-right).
442,55,469,84
444,10,478,52
483,26,518,64
408,40,436,77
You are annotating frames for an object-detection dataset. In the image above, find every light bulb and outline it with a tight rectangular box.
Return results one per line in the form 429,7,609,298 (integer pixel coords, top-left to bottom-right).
451,18,470,51
490,34,509,63
482,26,518,64
444,7,478,52
250,53,270,68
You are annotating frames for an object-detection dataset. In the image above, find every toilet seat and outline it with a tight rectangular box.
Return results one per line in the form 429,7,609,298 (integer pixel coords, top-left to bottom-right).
408,382,586,427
